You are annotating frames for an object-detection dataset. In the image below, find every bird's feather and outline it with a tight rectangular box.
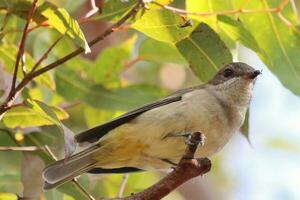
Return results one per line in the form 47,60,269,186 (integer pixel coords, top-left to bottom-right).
75,95,184,143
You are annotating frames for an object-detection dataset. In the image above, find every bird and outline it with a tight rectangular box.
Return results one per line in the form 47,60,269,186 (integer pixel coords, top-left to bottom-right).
43,62,261,190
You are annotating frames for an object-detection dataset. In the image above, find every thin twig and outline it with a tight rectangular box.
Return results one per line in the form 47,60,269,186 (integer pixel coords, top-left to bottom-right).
117,174,129,198
30,35,64,73
151,1,286,16
44,145,96,200
0,0,145,117
73,177,96,200
0,146,39,151
123,56,143,71
9,0,37,95
27,0,144,80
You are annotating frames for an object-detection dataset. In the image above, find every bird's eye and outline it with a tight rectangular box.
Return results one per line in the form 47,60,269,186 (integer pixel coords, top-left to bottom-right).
223,68,234,77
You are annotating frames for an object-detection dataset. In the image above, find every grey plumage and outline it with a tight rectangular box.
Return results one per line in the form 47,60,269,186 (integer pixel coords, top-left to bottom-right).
43,62,260,190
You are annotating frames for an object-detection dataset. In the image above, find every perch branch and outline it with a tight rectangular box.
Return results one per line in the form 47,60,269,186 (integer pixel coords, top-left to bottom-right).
111,132,211,200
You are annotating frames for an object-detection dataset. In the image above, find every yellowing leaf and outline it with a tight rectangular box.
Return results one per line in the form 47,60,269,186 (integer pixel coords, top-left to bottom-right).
38,2,90,53
2,104,68,128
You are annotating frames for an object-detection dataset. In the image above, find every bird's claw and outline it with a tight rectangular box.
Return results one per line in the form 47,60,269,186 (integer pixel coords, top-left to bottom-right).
185,132,206,147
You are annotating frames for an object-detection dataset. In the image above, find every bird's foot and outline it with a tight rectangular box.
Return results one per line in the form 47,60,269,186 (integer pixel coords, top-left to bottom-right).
185,132,206,147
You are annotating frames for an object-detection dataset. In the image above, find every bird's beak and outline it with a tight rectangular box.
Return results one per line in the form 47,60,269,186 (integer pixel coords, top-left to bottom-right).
244,70,261,80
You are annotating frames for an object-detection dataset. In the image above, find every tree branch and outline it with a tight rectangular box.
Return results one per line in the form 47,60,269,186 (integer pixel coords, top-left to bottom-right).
110,132,211,200
30,35,64,73
0,146,39,151
9,0,37,95
0,0,145,117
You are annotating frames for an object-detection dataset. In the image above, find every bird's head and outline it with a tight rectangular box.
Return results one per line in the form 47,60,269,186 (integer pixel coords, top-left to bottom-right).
208,62,261,107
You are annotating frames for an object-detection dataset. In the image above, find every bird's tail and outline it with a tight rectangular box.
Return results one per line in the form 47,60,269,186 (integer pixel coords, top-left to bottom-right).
42,145,99,190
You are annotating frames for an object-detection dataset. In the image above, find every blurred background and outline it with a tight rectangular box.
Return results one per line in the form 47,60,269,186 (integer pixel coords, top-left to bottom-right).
0,0,300,200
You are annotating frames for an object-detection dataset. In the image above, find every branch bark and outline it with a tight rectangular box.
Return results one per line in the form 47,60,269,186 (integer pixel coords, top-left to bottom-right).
9,0,37,95
110,132,211,200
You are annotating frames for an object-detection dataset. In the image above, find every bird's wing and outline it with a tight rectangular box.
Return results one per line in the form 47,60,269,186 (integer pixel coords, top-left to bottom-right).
75,94,184,143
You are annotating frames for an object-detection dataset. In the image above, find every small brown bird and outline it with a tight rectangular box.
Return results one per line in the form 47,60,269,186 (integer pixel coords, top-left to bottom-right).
43,62,261,189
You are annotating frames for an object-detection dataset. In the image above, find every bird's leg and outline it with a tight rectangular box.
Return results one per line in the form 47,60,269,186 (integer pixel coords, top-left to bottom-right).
185,132,206,147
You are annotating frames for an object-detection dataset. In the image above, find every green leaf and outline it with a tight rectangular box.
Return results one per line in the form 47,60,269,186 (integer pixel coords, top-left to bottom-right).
232,0,300,95
0,131,22,194
139,38,186,64
95,0,137,21
55,67,167,111
217,15,269,64
0,44,55,90
176,23,232,82
96,0,172,21
24,99,76,157
132,9,197,43
185,0,237,48
0,0,90,53
2,104,68,128
87,35,137,83
38,2,90,53
56,181,88,200
185,0,234,27
240,109,250,141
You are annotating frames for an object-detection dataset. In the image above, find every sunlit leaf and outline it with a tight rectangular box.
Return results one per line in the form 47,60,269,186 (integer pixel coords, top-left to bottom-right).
185,0,236,48
24,99,76,157
38,2,90,53
232,0,300,95
176,23,232,82
133,9,197,43
185,0,234,27
0,0,90,53
0,193,17,200
2,104,68,128
0,44,55,90
217,15,269,65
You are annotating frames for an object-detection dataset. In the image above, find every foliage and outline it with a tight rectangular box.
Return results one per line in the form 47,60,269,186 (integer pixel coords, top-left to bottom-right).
0,0,299,199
